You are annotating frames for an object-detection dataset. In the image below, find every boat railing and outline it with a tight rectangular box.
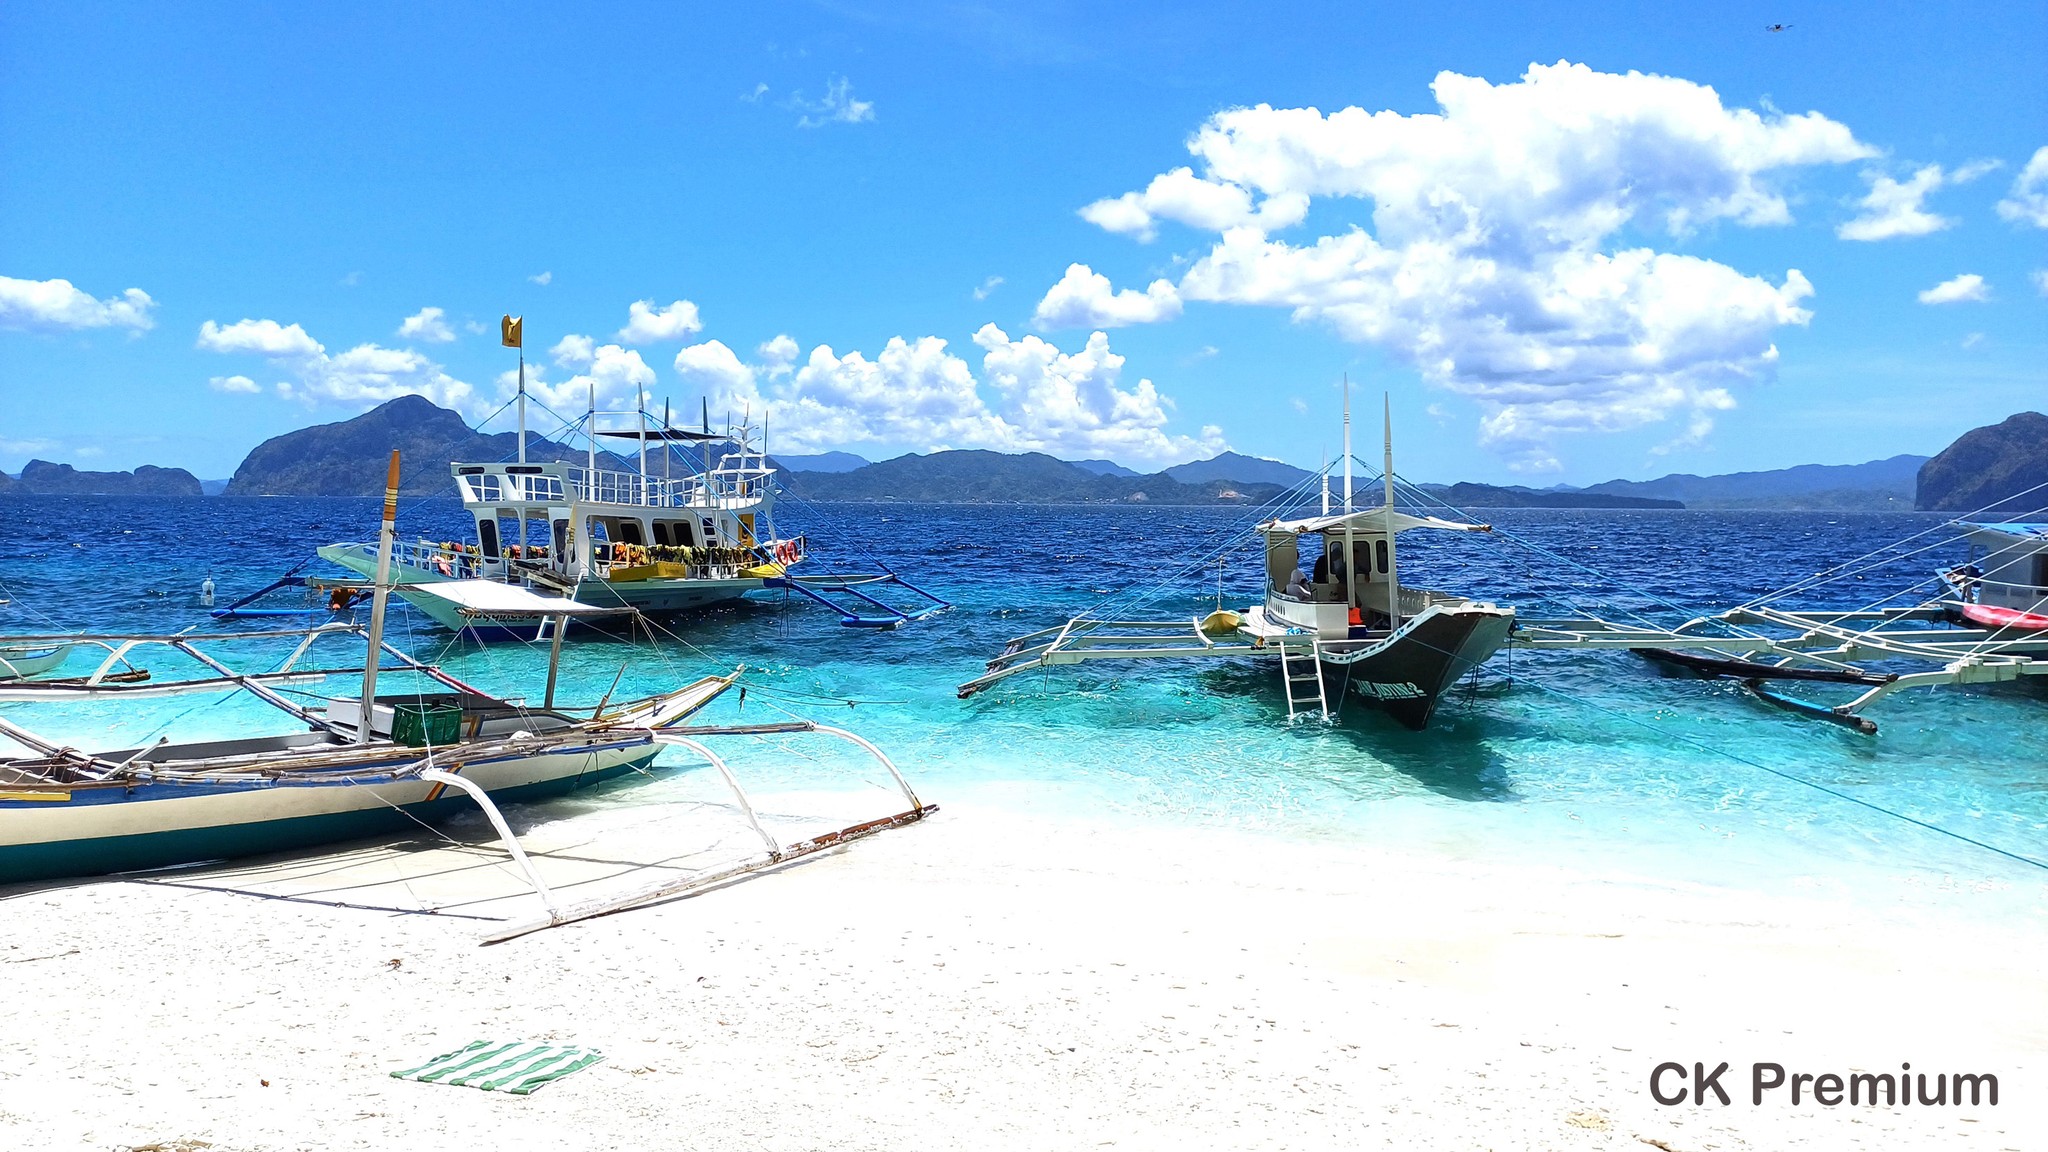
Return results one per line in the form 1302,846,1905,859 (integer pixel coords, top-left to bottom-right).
455,462,774,509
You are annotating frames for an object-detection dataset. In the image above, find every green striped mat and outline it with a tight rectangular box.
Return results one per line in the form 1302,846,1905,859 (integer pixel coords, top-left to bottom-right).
391,1040,605,1094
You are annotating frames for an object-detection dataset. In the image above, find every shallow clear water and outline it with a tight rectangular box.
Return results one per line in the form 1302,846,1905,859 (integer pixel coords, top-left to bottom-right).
4,496,2044,917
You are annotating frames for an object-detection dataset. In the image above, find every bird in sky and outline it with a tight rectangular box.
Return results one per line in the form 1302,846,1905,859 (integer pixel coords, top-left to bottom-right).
1765,23,1793,32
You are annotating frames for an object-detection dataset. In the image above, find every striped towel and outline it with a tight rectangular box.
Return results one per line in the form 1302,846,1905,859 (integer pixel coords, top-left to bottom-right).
390,1040,605,1094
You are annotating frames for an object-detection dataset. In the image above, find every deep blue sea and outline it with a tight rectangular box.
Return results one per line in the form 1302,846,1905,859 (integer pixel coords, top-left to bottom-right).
3,496,2045,916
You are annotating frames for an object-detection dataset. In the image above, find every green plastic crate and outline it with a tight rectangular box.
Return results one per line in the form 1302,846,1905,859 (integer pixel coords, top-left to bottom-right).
391,702,462,748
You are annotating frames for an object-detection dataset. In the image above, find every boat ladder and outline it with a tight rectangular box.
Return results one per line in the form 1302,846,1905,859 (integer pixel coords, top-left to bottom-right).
1277,639,1329,723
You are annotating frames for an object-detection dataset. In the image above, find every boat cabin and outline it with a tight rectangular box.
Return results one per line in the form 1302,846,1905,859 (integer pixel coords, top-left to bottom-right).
1260,509,1493,639
1957,522,2048,613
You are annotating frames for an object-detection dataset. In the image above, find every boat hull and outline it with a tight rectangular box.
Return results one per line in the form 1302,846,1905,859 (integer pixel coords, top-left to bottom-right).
316,544,762,639
1319,605,1516,729
0,740,658,885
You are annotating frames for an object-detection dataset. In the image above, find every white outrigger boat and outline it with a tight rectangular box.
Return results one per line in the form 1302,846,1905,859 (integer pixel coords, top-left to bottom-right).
0,641,77,682
1,453,936,924
963,395,2048,735
962,398,1516,730
223,365,946,636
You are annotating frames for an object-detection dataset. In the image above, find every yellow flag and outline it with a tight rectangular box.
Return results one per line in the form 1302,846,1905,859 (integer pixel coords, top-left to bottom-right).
501,315,523,348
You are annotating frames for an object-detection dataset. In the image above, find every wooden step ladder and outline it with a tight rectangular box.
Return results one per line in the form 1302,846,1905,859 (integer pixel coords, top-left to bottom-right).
1278,639,1329,723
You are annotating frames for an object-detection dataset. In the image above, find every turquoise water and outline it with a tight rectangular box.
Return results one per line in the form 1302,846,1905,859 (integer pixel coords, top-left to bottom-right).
3,496,2045,914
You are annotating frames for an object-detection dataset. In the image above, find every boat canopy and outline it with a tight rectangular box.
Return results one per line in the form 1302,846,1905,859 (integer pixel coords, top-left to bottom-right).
594,427,728,443
406,580,637,619
1961,522,2048,540
1260,509,1492,537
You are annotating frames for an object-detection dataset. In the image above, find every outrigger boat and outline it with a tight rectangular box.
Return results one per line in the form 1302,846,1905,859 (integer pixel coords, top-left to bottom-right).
961,397,1515,730
962,395,2048,735
1,453,936,930
221,374,946,635
0,641,76,682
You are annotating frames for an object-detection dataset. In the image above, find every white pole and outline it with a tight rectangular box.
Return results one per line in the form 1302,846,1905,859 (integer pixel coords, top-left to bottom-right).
637,384,648,485
358,449,401,744
516,348,527,465
1341,373,1352,512
586,377,596,482
1320,448,1330,515
1383,393,1399,632
1341,373,1356,623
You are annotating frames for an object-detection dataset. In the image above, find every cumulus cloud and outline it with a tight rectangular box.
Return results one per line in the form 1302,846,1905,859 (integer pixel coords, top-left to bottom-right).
1838,161,1997,241
1997,147,2048,228
1032,263,1183,329
197,318,323,358
971,275,1004,301
1079,166,1309,242
1069,61,1874,469
529,271,553,285
617,298,703,344
1918,273,1989,304
397,306,455,343
208,374,261,394
196,317,474,409
551,333,596,367
668,328,1222,467
0,275,156,332
789,76,875,128
757,334,799,377
521,343,654,414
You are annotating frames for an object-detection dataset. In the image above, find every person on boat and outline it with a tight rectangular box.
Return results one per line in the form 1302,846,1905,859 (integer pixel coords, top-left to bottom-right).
1312,541,1347,587
1284,567,1314,600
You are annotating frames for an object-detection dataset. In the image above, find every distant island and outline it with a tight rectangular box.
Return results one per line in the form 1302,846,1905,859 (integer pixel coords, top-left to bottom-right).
7,398,2042,512
1916,411,2048,520
0,459,202,497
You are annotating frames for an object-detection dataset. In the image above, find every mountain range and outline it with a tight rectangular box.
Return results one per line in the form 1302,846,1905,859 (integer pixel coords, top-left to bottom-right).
6,398,2041,513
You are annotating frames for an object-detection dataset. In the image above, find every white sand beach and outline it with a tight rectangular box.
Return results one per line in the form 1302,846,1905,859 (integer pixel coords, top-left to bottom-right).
3,796,2041,1151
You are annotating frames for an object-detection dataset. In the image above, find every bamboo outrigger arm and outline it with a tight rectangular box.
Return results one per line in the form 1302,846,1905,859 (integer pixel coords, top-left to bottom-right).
479,720,937,945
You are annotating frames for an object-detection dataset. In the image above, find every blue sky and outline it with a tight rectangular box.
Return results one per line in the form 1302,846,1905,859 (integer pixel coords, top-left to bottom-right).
2,1,2043,484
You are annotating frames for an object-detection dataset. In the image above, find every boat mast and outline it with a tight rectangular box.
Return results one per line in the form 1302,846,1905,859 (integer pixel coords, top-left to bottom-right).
1383,393,1399,632
357,449,401,744
637,383,649,490
1320,448,1330,515
586,377,596,481
1342,373,1357,623
504,315,526,465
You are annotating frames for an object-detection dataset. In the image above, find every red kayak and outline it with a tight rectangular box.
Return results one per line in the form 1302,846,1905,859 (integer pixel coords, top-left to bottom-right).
1959,602,2048,632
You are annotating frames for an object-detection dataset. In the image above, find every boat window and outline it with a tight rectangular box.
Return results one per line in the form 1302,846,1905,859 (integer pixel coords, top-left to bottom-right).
2034,554,2048,589
1376,539,1389,573
617,519,645,546
553,519,569,559
478,518,500,559
652,522,672,546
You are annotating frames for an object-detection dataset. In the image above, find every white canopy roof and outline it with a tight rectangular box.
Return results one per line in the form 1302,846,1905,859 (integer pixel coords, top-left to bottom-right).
406,580,635,619
1260,509,1492,536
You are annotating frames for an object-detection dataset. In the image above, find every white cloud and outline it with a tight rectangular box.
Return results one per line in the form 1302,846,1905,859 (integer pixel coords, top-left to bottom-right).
1996,147,2048,229
197,318,323,358
790,76,874,128
1918,273,1989,304
664,327,1223,468
1837,161,1996,241
756,334,799,377
971,275,1004,301
529,271,553,286
0,275,156,332
520,343,654,414
672,339,756,398
1032,263,1183,329
1079,166,1309,243
617,298,703,344
742,82,769,103
973,324,1225,464
551,333,596,367
208,374,261,394
197,317,474,409
1960,332,1985,350
1069,61,1873,470
397,306,455,343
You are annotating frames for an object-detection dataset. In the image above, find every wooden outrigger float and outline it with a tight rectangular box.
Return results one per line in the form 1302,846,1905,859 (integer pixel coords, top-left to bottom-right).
0,452,936,936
